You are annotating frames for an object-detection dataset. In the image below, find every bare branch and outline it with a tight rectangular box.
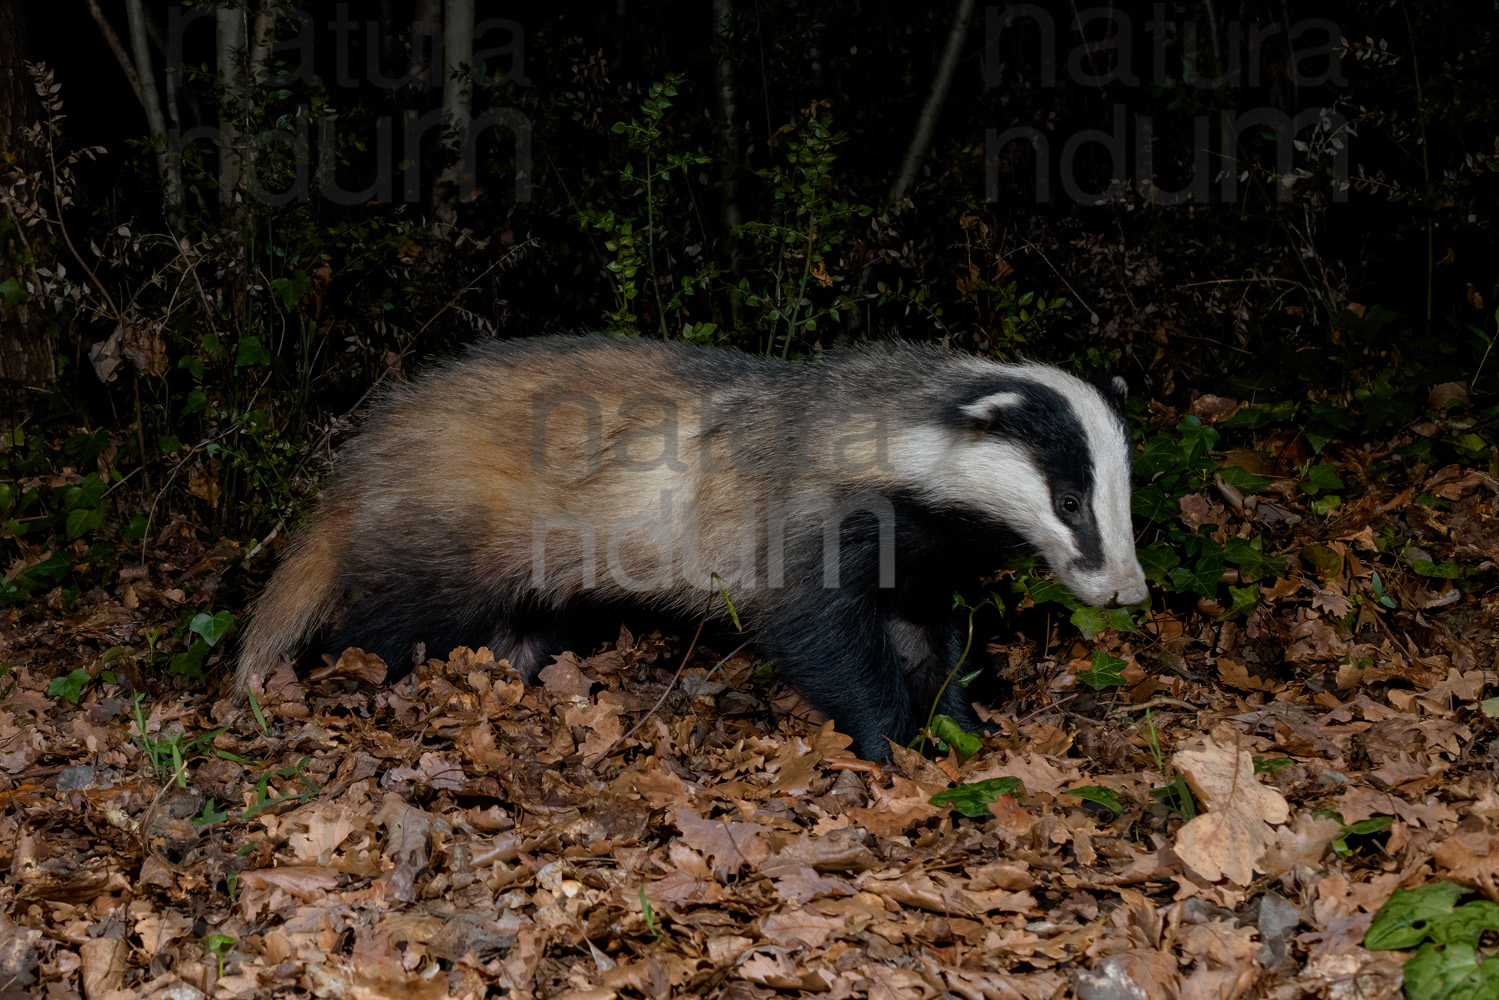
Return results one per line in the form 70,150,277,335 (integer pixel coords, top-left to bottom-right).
891,0,977,207
82,0,146,109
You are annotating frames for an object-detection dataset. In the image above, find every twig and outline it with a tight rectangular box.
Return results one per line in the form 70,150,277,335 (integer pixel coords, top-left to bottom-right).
1117,697,1199,713
293,238,539,474
586,599,723,766
82,0,146,109
891,0,977,206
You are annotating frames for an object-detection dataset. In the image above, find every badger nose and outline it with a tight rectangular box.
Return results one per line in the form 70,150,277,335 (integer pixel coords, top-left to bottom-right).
1104,583,1149,608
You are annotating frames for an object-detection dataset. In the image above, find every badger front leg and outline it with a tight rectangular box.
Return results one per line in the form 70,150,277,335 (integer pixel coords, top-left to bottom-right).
760,594,917,764
888,613,986,736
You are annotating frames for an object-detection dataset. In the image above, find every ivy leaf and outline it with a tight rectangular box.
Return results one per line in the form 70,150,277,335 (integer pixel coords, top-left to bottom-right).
1136,543,1180,586
929,777,1024,819
48,668,91,705
235,335,272,368
1222,536,1286,582
1077,651,1127,690
1401,940,1499,999
189,611,236,647
1300,463,1344,495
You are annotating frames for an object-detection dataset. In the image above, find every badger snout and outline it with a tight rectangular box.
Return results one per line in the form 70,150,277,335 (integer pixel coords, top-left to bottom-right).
1068,572,1149,609
1102,579,1150,608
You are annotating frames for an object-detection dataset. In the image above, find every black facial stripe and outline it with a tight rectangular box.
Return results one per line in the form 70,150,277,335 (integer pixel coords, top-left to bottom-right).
946,377,1107,571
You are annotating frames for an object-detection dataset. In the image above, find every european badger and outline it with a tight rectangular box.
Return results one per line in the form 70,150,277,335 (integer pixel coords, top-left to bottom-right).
235,335,1147,762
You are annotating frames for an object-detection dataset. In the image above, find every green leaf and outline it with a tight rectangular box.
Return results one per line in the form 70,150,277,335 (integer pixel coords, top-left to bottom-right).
1066,785,1123,812
1136,542,1181,586
1365,882,1470,950
235,335,272,368
1216,464,1271,494
121,515,149,542
1310,495,1342,516
189,610,236,647
1412,560,1462,579
1345,815,1394,837
929,777,1024,818
61,472,106,511
271,271,313,310
168,639,210,678
0,276,27,309
48,668,91,705
1077,651,1127,690
1222,536,1287,582
1300,463,1344,495
929,714,984,756
1027,577,1080,609
1220,584,1260,619
182,389,208,415
1402,940,1499,1000
65,507,104,541
1070,605,1113,639
1168,549,1224,599
1175,415,1221,459
1253,756,1294,774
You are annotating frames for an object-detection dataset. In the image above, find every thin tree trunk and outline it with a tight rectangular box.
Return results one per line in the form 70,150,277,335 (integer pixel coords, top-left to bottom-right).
410,0,442,93
0,2,51,426
217,6,246,212
250,10,276,86
713,0,744,331
122,0,184,215
83,0,145,109
432,0,474,226
891,0,977,207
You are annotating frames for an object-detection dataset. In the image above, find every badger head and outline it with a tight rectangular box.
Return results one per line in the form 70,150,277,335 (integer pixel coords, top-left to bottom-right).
912,364,1149,609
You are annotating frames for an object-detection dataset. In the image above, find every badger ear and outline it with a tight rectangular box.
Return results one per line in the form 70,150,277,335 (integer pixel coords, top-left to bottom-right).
959,390,1025,432
1112,375,1128,400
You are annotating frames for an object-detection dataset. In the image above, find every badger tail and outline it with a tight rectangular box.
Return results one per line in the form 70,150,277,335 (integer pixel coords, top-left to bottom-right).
231,507,346,701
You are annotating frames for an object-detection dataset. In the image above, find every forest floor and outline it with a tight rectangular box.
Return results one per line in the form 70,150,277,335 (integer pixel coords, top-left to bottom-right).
0,397,1496,1000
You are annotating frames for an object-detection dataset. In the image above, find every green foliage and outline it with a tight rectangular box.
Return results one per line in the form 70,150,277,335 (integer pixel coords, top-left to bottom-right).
47,668,91,705
201,934,236,979
1077,651,1127,691
639,885,661,940
131,694,235,787
928,715,983,757
929,777,1025,819
1314,809,1395,859
1066,786,1124,813
734,110,872,356
1365,882,1499,1000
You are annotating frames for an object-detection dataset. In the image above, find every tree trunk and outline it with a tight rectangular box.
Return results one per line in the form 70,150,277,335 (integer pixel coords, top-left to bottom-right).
410,0,443,93
713,0,744,331
217,6,246,213
432,0,473,227
123,0,184,216
0,1,52,427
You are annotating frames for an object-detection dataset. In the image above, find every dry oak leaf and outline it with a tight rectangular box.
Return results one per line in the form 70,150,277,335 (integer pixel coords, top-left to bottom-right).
671,808,770,879
757,907,843,948
1172,738,1289,886
1432,830,1499,891
857,869,1035,917
1258,811,1345,879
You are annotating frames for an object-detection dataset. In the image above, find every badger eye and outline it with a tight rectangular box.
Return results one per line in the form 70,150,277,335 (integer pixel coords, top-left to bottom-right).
1059,495,1081,516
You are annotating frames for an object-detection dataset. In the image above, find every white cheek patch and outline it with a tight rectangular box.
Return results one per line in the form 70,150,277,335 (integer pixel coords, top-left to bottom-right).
888,428,1080,566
